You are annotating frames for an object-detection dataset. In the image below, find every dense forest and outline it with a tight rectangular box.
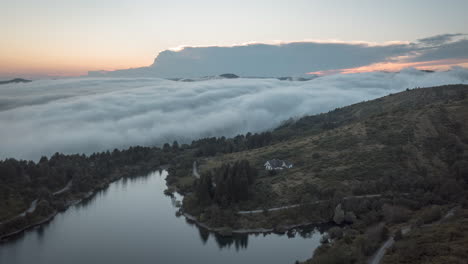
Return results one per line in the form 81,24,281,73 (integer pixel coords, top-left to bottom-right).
194,160,257,207
191,132,274,156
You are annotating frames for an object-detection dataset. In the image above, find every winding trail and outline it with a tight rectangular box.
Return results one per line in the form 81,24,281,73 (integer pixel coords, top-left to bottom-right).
0,199,38,225
368,226,411,264
368,206,458,264
18,199,38,217
52,180,72,196
1,181,72,225
192,161,200,179
238,194,385,214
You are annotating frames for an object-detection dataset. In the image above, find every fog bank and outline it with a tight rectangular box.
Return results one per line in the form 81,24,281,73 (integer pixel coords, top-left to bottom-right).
1,68,467,160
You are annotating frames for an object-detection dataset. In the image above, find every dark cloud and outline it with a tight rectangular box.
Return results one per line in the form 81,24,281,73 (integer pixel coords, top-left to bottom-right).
411,39,468,62
418,33,465,46
2,68,468,160
89,42,413,78
89,34,468,78
148,43,412,77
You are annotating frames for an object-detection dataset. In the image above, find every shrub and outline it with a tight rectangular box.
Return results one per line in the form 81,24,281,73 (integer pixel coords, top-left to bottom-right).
328,227,343,240
333,204,345,224
310,243,357,264
382,204,411,224
419,205,442,224
344,211,357,223
394,228,403,241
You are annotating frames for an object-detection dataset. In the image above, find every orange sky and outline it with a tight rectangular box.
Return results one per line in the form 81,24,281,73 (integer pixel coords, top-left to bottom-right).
308,58,468,76
0,49,152,77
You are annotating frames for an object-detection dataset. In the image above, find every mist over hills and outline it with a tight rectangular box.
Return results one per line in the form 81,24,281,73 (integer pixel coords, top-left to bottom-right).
2,67,468,161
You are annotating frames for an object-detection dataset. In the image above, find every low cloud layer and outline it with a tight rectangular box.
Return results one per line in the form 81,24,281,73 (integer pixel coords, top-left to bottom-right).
89,34,468,78
2,67,468,160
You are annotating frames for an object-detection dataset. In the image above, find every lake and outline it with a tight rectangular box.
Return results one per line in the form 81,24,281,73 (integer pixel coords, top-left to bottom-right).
0,171,324,264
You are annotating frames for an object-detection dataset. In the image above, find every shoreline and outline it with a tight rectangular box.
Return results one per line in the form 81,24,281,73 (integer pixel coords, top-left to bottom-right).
0,166,169,243
0,211,58,242
0,191,97,242
1,166,324,243
182,212,326,236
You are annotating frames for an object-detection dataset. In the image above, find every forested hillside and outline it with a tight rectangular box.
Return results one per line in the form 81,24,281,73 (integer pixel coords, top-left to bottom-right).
177,85,468,211
169,84,468,263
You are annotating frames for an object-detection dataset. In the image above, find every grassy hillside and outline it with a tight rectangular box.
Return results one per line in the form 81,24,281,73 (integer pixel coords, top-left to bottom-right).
382,208,468,264
169,84,468,263
176,85,467,210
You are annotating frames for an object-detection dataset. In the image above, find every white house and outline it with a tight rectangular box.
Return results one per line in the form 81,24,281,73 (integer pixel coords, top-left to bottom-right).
264,159,293,170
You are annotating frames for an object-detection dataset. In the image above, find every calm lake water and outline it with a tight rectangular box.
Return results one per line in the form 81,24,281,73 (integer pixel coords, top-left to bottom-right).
0,171,324,264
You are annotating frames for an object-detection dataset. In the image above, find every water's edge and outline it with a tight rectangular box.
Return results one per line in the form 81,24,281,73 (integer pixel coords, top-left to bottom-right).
2,168,325,242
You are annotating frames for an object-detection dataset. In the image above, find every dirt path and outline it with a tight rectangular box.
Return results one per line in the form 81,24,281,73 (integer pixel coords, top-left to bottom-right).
1,180,73,224
368,226,411,264
238,194,384,214
368,206,458,264
0,199,38,225
19,199,38,217
53,180,73,196
192,161,200,179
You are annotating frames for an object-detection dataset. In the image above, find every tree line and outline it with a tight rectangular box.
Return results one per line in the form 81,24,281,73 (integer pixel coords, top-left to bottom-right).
195,160,257,207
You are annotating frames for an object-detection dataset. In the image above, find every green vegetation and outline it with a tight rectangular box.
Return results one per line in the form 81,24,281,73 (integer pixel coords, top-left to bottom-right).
382,208,468,264
308,223,389,264
178,84,468,208
196,160,257,207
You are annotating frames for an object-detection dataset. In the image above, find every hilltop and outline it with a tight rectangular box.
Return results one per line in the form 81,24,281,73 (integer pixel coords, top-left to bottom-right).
0,78,32,85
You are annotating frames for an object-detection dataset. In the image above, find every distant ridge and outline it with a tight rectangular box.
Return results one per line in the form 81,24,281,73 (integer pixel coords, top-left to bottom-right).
0,78,32,85
168,73,317,82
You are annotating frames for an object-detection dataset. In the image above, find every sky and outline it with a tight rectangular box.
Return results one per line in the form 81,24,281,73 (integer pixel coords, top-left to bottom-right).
1,0,468,78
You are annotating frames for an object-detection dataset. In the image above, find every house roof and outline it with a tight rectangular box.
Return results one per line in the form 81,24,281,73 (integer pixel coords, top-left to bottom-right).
265,159,292,168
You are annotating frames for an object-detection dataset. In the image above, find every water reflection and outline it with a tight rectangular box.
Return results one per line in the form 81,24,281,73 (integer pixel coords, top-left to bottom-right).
0,170,325,264
186,220,250,250
168,172,324,251
198,227,210,244
214,233,249,250
190,224,324,251
35,224,45,242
